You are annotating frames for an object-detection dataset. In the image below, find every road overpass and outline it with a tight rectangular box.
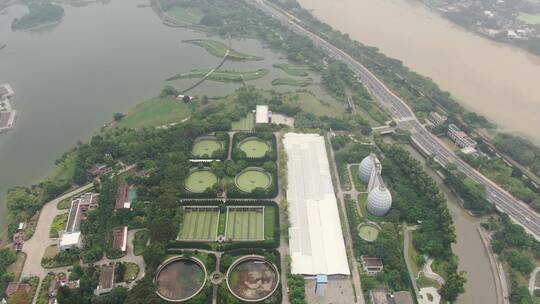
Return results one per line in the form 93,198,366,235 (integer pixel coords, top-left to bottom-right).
249,0,540,240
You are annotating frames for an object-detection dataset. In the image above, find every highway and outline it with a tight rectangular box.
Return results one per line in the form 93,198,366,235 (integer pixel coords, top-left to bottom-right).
249,0,540,240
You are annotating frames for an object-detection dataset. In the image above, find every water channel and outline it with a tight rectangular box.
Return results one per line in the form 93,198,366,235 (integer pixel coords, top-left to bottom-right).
399,142,498,304
298,0,540,144
0,0,332,228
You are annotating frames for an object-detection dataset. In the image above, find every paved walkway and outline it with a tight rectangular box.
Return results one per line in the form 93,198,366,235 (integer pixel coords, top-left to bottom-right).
402,222,419,293
21,183,95,279
529,267,540,296
422,258,445,285
327,134,365,304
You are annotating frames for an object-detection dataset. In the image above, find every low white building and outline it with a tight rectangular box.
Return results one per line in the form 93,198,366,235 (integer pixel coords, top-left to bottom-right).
59,232,82,251
255,105,270,124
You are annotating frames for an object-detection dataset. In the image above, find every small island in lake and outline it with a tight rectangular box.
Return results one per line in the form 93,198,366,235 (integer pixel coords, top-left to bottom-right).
11,3,64,31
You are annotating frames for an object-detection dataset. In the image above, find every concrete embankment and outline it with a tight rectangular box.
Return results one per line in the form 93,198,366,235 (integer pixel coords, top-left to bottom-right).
477,226,509,304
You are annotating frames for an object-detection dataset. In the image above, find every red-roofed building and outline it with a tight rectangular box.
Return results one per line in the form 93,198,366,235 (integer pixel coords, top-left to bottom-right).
112,226,128,254
95,264,115,295
88,164,112,176
115,183,132,210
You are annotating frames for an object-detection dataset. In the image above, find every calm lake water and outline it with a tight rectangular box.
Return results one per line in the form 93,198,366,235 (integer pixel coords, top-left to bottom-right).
0,0,333,229
299,0,540,144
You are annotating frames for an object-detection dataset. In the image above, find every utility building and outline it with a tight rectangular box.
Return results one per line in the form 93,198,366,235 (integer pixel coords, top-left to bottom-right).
284,133,350,276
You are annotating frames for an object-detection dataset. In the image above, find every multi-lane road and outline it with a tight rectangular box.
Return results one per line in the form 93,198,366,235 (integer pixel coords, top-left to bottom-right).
249,0,540,240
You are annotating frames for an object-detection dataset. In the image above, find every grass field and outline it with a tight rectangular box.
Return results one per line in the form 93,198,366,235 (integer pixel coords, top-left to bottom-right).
166,6,203,25
179,207,219,241
49,213,68,238
358,193,384,222
282,91,344,117
518,13,540,24
168,69,270,83
184,39,264,61
238,138,270,158
231,112,255,131
272,63,310,77
184,170,218,193
118,97,190,129
192,138,222,157
271,77,312,87
225,207,264,241
57,198,71,210
236,168,271,192
123,262,140,282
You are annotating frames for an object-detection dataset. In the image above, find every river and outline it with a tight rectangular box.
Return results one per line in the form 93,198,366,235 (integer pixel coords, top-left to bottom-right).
0,0,332,229
298,0,540,144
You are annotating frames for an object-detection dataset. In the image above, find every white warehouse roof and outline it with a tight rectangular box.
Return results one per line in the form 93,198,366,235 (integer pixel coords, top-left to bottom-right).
255,105,270,124
284,133,351,276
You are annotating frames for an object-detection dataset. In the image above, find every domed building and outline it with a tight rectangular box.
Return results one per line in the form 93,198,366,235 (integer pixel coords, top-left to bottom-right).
367,185,392,216
359,155,375,184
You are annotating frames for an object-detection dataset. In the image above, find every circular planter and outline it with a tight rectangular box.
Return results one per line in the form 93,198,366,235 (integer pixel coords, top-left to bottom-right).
357,222,381,242
192,136,223,158
184,168,218,193
234,167,272,193
155,256,208,302
226,255,280,302
238,137,270,158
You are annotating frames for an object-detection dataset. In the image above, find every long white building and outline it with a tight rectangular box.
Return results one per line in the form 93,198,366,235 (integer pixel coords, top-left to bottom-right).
284,133,350,276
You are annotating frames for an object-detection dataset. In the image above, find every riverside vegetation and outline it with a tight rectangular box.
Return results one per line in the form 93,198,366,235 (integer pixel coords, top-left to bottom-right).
11,3,64,31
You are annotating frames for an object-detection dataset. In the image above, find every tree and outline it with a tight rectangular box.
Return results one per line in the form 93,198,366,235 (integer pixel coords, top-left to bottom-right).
160,85,177,98
113,113,125,122
148,216,177,243
125,277,161,304
182,95,191,103
6,187,40,221
142,243,166,273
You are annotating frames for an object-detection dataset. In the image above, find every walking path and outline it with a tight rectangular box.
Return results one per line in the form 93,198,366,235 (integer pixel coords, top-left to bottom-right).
326,133,365,304
528,267,540,296
422,258,445,285
477,226,509,304
402,222,419,294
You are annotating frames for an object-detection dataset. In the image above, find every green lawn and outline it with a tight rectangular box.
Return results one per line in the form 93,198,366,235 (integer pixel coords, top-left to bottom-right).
166,6,203,25
184,170,218,193
235,169,271,192
272,63,310,77
231,112,255,131
282,91,344,117
518,13,540,24
117,97,190,129
350,165,367,192
238,138,270,158
271,77,312,87
167,68,270,83
263,206,276,239
123,262,140,282
57,198,71,210
184,39,264,61
179,207,219,241
49,213,68,238
132,230,149,256
225,207,264,241
358,224,379,242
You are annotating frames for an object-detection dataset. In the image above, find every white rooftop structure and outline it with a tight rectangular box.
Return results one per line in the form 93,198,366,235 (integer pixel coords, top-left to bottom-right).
255,105,270,124
59,232,82,251
284,133,350,276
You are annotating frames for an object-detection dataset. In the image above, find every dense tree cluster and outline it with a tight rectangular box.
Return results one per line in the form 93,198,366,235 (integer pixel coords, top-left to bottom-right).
0,249,17,297
494,133,540,177
486,214,540,304
443,169,494,215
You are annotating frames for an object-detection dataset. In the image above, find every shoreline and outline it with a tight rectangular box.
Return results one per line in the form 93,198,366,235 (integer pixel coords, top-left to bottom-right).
0,84,17,134
477,225,509,304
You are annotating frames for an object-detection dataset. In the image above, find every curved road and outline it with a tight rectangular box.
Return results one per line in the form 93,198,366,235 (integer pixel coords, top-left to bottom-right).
248,0,540,241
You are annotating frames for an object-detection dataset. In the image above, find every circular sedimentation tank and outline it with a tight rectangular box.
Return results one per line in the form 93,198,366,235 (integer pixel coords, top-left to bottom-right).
192,136,222,158
358,223,380,242
238,137,270,158
234,167,272,192
184,169,218,193
226,255,279,302
155,256,207,302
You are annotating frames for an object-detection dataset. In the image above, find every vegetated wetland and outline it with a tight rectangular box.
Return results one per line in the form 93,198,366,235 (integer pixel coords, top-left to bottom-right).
0,0,337,229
